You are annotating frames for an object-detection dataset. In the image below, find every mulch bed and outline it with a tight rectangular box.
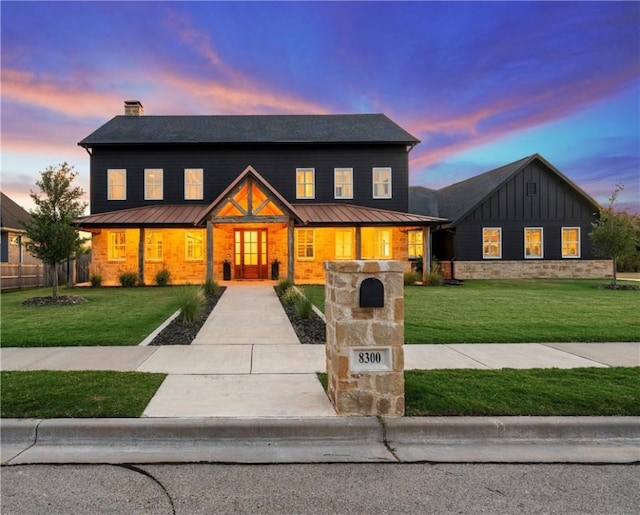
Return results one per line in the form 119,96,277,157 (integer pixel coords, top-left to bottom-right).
21,295,88,306
278,298,326,345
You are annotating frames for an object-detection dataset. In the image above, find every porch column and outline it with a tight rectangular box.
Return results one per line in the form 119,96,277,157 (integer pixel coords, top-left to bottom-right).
422,226,430,285
355,226,362,259
138,227,145,285
287,219,294,283
206,219,214,281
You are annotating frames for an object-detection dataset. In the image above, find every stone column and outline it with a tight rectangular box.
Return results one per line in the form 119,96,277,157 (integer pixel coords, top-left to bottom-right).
324,260,405,416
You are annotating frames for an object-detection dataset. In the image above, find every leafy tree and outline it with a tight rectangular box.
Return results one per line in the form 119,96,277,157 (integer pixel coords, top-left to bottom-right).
22,163,87,299
589,185,639,288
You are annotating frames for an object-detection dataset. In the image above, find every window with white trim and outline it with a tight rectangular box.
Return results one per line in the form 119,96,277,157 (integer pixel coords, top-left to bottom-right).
296,228,315,259
361,228,392,259
145,231,163,261
107,169,126,200
108,231,126,261
184,168,203,200
524,227,543,258
482,228,502,259
145,169,163,200
335,229,354,259
372,167,392,198
334,168,353,199
408,230,423,259
296,168,315,199
562,227,581,258
185,230,204,261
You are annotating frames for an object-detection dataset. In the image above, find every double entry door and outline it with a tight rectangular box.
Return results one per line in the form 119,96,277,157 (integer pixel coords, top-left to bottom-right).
234,229,268,280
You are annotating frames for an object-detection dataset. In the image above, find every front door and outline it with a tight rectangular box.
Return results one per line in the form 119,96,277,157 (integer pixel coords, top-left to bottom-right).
234,229,268,279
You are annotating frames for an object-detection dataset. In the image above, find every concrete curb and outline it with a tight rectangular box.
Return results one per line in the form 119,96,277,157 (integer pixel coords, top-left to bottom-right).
2,416,639,465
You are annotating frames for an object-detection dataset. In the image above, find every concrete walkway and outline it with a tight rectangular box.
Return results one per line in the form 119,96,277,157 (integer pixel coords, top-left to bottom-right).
1,284,639,419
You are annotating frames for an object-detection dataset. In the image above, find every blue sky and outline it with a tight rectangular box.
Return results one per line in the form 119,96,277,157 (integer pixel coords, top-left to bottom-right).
2,1,639,212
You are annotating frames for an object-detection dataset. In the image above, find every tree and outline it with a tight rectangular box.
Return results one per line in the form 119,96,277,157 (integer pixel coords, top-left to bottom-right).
22,163,87,299
589,185,639,288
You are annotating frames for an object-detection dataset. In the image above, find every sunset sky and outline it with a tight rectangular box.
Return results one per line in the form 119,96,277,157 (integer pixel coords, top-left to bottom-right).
2,1,639,213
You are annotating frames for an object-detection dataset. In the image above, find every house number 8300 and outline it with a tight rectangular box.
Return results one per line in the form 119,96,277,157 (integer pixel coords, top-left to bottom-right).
358,351,382,364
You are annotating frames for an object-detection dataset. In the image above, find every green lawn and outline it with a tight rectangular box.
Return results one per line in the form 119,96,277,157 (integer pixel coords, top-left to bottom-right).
1,287,182,347
0,371,166,418
302,280,640,343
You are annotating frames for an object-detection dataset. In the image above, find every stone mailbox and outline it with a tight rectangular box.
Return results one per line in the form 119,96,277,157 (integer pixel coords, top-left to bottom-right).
324,260,404,416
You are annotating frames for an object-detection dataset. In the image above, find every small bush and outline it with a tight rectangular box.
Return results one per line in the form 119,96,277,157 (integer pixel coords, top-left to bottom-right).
275,278,293,296
119,271,138,287
155,268,171,287
175,286,206,324
90,274,102,288
282,287,300,306
404,271,421,286
426,263,443,286
202,277,219,296
293,295,313,319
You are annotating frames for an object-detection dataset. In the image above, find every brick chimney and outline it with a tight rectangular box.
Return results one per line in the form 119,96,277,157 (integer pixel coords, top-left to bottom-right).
124,100,144,116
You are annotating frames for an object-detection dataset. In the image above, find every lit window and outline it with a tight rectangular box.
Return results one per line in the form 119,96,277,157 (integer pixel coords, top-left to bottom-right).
107,169,126,200
562,227,581,258
296,168,315,199
146,231,163,261
483,228,502,259
408,230,423,259
296,229,315,259
185,231,204,261
108,231,126,261
362,228,392,259
524,228,543,258
334,168,353,199
335,229,354,259
145,169,163,200
372,167,392,199
185,169,203,200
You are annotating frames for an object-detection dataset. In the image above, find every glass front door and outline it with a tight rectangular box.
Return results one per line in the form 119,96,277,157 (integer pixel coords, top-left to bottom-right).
234,229,268,279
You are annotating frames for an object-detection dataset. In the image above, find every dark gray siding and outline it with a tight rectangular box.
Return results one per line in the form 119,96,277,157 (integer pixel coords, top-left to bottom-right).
452,161,598,261
89,144,409,214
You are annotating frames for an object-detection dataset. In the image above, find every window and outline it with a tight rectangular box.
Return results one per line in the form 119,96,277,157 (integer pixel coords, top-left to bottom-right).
145,231,163,261
185,230,204,260
524,228,543,258
296,168,315,199
334,168,353,199
335,229,354,259
562,227,581,258
372,167,392,198
185,169,203,200
482,228,502,259
296,229,315,259
107,169,126,200
145,169,163,200
108,231,126,261
408,230,424,259
361,228,392,259
526,182,538,196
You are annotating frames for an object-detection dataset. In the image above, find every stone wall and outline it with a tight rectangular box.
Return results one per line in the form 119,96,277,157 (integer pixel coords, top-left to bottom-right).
452,260,613,280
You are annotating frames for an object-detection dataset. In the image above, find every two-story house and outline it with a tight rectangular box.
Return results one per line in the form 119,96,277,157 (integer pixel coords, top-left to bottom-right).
78,101,446,285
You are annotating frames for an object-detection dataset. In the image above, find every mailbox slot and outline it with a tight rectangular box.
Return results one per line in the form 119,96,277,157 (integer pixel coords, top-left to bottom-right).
359,277,384,308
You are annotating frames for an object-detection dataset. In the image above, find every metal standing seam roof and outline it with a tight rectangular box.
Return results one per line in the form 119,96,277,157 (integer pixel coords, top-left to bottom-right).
77,205,205,226
78,114,420,147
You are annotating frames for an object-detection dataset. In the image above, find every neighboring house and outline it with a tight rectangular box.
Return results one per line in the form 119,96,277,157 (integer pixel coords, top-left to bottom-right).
77,101,446,285
0,192,40,266
409,154,611,279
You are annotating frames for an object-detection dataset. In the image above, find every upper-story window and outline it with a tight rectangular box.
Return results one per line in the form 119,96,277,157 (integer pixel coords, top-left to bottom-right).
372,167,392,198
184,169,203,200
524,228,543,258
107,169,126,200
562,227,581,258
334,168,353,199
483,227,502,259
145,169,163,200
296,168,315,199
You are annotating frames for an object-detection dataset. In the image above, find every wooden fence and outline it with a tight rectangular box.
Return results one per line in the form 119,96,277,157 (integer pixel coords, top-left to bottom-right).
1,256,90,291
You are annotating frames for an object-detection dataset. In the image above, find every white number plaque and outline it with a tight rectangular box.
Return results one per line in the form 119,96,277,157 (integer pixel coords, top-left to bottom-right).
349,347,392,372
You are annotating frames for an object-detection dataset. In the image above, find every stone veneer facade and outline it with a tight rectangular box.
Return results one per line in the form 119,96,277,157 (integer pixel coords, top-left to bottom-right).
451,260,613,280
324,260,405,416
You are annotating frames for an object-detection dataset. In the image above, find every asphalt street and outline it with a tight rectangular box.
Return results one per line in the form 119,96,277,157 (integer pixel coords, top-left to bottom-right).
2,463,639,514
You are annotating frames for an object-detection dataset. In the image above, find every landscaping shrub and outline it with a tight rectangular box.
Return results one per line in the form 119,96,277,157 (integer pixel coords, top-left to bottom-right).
90,274,102,288
282,287,300,306
275,278,293,296
426,263,443,286
293,295,313,319
202,277,219,296
155,268,171,287
119,271,138,287
404,271,421,286
175,286,205,324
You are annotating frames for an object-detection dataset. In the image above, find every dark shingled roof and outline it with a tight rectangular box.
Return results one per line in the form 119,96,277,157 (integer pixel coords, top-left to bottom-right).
408,186,439,217
78,114,420,147
1,192,31,232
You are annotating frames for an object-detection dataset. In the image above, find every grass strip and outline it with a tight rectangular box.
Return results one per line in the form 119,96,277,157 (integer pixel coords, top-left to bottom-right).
318,367,640,416
0,371,166,418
